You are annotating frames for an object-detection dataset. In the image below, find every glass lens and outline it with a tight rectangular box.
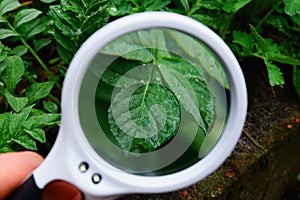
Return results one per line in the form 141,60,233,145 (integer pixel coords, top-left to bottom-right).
78,28,230,176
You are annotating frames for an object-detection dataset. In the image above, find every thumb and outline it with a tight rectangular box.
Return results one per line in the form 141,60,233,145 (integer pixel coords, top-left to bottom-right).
0,151,43,199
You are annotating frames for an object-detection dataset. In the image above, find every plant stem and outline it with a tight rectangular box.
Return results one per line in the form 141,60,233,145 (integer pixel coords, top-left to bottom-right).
5,19,62,91
257,0,283,29
243,129,267,153
220,13,235,39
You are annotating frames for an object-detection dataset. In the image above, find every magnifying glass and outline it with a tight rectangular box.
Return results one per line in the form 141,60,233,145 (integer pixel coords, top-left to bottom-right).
7,11,247,200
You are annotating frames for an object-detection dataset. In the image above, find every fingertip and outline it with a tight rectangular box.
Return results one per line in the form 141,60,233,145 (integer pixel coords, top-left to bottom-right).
0,151,44,199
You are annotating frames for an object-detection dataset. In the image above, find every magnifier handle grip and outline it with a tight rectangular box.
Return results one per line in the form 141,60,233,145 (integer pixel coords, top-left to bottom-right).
5,175,42,200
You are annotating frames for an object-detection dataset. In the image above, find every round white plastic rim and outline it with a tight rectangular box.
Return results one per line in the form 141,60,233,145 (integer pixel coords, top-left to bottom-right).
46,11,247,196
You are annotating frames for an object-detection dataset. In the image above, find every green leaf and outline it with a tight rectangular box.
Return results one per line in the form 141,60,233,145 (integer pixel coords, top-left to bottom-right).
233,0,253,12
25,128,46,143
222,0,252,13
250,25,268,54
101,29,169,63
267,53,300,66
12,45,28,56
14,9,42,29
19,19,46,39
0,0,20,15
158,57,215,129
101,29,216,130
164,29,229,89
233,31,255,51
4,90,28,113
11,135,37,150
9,106,32,135
283,0,300,16
33,38,51,52
158,62,206,131
23,113,60,130
43,101,58,113
293,66,300,99
25,81,54,104
108,83,180,153
0,29,18,39
264,59,285,87
0,112,10,135
2,55,25,93
179,0,190,14
0,112,11,147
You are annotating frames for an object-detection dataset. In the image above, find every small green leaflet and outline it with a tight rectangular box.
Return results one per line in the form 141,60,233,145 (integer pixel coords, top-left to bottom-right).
14,9,42,29
0,29,18,40
25,81,54,104
4,90,28,113
232,31,255,53
283,0,300,16
0,0,20,15
1,55,25,93
264,59,285,87
43,101,59,113
11,135,37,151
25,129,46,143
222,0,253,13
250,25,269,54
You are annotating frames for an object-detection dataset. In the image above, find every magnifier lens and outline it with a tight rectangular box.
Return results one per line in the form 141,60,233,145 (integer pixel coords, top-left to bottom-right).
79,28,230,176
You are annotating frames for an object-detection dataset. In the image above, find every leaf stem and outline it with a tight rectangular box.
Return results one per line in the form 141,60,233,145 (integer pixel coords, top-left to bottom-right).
5,18,62,91
220,13,235,39
256,0,283,29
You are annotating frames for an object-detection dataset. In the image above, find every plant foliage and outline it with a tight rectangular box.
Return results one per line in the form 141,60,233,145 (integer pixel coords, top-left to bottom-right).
0,0,61,153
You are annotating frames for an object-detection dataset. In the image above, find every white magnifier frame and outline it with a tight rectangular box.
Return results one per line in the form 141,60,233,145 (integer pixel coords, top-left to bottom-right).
8,11,247,200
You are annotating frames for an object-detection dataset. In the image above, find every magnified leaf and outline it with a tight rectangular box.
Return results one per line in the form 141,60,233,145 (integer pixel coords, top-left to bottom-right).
102,29,170,63
158,57,215,130
164,29,229,89
101,29,217,152
108,83,180,153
